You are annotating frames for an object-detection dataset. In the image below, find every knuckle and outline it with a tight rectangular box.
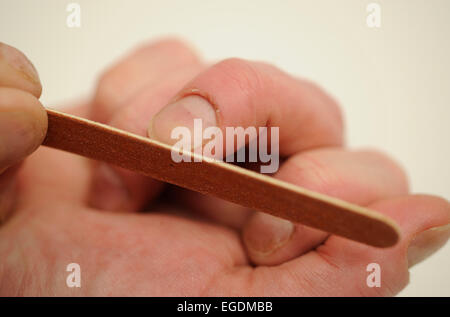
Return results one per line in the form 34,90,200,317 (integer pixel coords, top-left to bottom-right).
213,58,265,97
328,102,344,142
281,153,340,196
147,38,196,56
108,105,138,132
412,194,450,210
301,80,344,143
92,68,124,121
358,149,410,193
317,242,410,297
133,38,200,67
94,68,119,103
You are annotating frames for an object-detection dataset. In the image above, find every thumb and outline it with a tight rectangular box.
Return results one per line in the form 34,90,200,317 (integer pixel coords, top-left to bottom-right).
0,43,47,222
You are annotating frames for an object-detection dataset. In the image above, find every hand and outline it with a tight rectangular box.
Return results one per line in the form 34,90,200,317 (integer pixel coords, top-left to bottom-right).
0,40,448,296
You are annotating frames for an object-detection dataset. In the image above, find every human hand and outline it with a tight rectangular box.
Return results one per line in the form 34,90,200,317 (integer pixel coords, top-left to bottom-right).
0,40,448,296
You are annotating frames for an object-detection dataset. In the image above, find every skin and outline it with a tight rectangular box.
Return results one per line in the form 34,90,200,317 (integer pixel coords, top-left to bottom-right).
0,39,449,296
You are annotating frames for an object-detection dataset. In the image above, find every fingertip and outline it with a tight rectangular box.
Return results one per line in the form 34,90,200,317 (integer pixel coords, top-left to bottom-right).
0,87,48,169
0,42,42,98
242,212,295,265
243,211,329,266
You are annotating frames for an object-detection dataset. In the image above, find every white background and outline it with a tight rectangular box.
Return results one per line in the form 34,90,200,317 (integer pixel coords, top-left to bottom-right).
1,0,449,296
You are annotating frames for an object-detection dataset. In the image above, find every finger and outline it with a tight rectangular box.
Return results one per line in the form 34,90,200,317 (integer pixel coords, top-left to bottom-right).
89,66,204,212
91,38,202,123
274,195,450,296
0,43,46,172
88,38,203,212
146,58,343,227
148,58,344,156
0,89,47,171
0,43,42,98
0,44,47,223
242,148,410,265
221,195,449,296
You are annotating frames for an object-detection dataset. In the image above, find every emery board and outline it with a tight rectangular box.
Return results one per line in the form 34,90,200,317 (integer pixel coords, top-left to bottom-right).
42,108,401,248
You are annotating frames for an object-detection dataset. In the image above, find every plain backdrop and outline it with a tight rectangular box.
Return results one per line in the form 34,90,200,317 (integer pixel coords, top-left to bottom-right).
0,0,449,296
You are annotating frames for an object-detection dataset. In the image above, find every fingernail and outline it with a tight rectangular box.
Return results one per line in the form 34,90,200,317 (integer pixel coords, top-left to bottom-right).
243,212,295,256
89,163,130,211
148,95,217,147
407,224,450,267
0,43,40,85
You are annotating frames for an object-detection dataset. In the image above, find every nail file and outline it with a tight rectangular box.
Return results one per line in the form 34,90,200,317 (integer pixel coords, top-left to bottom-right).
42,108,400,247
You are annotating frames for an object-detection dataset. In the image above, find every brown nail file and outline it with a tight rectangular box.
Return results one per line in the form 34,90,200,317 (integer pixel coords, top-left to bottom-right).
42,108,400,247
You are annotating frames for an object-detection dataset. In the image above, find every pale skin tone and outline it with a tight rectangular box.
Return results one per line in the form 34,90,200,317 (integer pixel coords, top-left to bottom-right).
0,39,449,296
